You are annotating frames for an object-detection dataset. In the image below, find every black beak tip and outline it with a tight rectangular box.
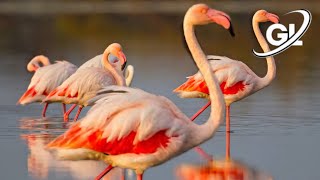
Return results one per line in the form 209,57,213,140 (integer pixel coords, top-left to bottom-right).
121,61,127,71
228,23,235,37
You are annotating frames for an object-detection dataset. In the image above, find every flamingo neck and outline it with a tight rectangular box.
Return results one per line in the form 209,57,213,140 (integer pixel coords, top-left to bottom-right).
183,20,225,146
125,65,134,86
253,20,276,90
102,52,125,86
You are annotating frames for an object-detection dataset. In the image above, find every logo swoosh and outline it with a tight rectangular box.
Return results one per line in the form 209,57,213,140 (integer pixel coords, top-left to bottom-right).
253,9,312,58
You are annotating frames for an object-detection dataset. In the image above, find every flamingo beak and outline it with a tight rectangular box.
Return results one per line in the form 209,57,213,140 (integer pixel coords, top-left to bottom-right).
206,9,235,37
266,13,280,23
118,51,127,71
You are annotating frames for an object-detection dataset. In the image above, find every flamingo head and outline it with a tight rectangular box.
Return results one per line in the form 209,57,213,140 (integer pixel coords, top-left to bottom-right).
106,43,127,71
254,10,279,24
27,55,50,72
185,4,235,37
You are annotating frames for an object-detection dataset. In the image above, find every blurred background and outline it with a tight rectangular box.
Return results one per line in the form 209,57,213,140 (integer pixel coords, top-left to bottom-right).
0,0,319,180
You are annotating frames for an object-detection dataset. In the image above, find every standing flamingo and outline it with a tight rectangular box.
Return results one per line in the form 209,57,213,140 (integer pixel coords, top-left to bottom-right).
46,4,232,180
18,55,77,117
43,43,130,121
174,10,279,159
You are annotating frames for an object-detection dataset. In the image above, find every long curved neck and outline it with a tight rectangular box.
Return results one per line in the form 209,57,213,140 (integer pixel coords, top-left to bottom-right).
253,20,276,90
183,20,225,145
125,65,134,86
102,52,125,86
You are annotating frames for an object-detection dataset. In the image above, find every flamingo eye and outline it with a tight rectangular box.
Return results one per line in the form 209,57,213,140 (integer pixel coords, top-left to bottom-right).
201,9,207,14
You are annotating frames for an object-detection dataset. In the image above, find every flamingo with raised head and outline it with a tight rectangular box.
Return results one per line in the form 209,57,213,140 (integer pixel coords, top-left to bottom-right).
43,43,130,121
46,4,232,180
174,10,279,159
18,55,77,117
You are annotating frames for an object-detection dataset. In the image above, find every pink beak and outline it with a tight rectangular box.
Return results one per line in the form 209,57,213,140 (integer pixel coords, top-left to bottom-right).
206,9,231,29
266,13,280,23
206,9,235,37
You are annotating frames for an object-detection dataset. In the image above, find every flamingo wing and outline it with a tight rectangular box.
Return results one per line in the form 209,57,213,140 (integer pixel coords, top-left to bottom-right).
18,61,77,105
44,68,116,104
47,86,190,155
174,55,257,99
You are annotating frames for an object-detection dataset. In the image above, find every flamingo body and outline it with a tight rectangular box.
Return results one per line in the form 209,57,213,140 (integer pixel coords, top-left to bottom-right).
45,67,122,106
47,86,194,172
174,55,258,105
18,61,77,105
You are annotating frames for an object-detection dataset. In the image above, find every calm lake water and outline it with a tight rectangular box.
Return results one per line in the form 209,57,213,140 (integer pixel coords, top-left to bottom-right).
0,9,319,180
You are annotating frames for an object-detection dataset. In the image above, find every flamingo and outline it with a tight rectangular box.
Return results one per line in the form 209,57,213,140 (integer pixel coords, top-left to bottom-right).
18,55,77,117
46,4,232,180
43,43,131,121
174,10,279,159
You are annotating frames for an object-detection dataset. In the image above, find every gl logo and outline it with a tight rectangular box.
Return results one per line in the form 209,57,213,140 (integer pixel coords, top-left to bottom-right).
253,9,312,58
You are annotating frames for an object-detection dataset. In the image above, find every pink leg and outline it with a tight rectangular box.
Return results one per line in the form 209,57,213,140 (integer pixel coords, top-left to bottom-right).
193,147,213,161
62,103,66,114
94,165,113,180
226,105,230,160
42,103,49,117
120,169,125,180
64,104,77,122
190,101,211,121
137,173,143,180
73,106,83,122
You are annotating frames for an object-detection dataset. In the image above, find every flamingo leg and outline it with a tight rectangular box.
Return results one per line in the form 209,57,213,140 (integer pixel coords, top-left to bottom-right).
64,104,77,122
121,169,126,180
137,173,143,180
193,147,213,161
73,106,83,122
190,101,211,121
62,103,66,114
226,105,231,160
94,165,113,180
42,103,49,117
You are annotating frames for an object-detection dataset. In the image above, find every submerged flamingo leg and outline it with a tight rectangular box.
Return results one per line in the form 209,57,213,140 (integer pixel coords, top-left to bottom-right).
190,101,211,121
226,105,231,160
73,106,83,122
42,103,49,117
62,103,66,114
194,147,213,161
137,173,143,180
64,104,77,122
94,165,113,180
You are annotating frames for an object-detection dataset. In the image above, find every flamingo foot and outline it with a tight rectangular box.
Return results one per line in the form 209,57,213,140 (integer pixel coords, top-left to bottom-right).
94,165,113,180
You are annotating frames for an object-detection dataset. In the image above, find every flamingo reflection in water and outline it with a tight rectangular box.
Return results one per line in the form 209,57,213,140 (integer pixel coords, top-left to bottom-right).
20,117,126,180
176,158,273,180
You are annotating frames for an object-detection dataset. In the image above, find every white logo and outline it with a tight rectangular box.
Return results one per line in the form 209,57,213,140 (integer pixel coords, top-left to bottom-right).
253,9,312,58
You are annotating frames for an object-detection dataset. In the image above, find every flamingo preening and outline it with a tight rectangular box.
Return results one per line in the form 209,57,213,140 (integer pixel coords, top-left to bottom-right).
17,55,77,117
47,4,232,180
174,10,279,159
43,43,132,121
